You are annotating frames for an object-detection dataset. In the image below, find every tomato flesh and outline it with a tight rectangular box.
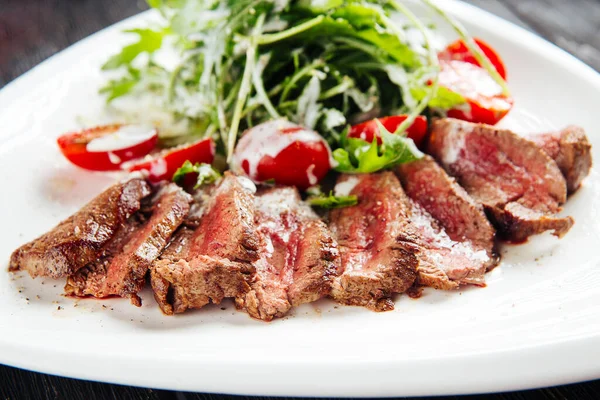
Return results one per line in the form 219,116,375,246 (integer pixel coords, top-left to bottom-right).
438,60,513,125
129,137,215,183
348,115,428,147
57,124,158,171
439,38,507,81
233,120,332,190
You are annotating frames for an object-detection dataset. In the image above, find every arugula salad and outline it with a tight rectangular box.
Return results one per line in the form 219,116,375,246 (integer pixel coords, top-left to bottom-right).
56,0,513,207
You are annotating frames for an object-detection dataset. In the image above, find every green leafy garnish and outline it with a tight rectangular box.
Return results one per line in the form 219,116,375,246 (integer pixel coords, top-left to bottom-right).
333,120,423,173
99,67,141,102
412,85,466,109
102,29,165,71
100,0,487,174
173,161,221,189
307,191,358,209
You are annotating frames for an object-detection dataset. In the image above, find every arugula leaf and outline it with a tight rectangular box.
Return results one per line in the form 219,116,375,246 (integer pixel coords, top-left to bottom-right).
333,119,423,173
412,85,466,109
99,78,138,102
307,191,358,209
356,29,420,67
146,0,186,9
173,161,221,188
102,29,165,71
172,160,196,183
146,0,162,8
331,3,381,26
298,0,343,13
99,67,141,102
293,15,355,40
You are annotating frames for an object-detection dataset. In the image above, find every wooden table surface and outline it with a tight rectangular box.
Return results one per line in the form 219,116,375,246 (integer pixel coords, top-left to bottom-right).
1,0,599,399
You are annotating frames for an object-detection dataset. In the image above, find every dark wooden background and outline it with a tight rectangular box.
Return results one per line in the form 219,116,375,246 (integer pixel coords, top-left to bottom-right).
1,0,599,399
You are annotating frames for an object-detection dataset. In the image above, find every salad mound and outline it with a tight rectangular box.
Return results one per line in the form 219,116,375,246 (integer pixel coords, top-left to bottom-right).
96,0,509,188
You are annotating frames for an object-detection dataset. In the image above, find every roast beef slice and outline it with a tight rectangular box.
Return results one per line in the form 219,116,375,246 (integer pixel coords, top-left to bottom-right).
150,173,260,314
528,125,592,194
65,184,192,306
428,118,573,241
396,156,498,290
10,176,151,279
235,187,340,321
329,172,419,311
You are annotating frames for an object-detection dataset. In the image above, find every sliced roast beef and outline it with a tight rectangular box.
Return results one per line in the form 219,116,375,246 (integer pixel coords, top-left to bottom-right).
428,118,573,242
528,126,592,194
288,220,340,305
396,156,497,290
235,187,340,321
157,226,195,263
150,173,260,315
408,203,490,289
329,172,418,311
9,176,151,279
65,184,192,306
188,173,261,263
152,255,255,315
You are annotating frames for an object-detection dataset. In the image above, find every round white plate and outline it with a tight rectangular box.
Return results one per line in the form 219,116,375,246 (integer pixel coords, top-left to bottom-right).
1,1,600,396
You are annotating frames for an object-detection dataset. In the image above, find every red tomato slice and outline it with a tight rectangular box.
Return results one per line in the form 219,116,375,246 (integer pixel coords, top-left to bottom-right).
128,137,215,183
57,124,158,171
348,115,428,147
232,120,331,190
439,38,507,81
438,60,514,125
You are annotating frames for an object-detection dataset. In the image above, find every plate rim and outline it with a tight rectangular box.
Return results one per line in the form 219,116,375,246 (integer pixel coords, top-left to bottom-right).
1,0,600,396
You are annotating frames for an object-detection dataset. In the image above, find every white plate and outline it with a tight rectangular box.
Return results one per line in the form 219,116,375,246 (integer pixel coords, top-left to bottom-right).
1,1,600,397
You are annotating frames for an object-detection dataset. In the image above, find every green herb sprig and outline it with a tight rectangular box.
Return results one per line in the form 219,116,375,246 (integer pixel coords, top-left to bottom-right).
173,161,222,188
333,119,423,173
307,191,359,209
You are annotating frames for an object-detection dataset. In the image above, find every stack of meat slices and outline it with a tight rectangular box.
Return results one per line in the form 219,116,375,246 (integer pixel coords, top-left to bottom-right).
396,156,497,290
328,172,419,311
8,119,592,320
10,176,193,306
150,173,260,315
428,119,590,241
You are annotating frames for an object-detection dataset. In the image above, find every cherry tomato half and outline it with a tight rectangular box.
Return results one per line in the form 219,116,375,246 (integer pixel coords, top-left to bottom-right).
128,137,215,183
348,115,428,148
439,38,507,81
57,124,158,171
438,60,514,125
232,119,332,190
